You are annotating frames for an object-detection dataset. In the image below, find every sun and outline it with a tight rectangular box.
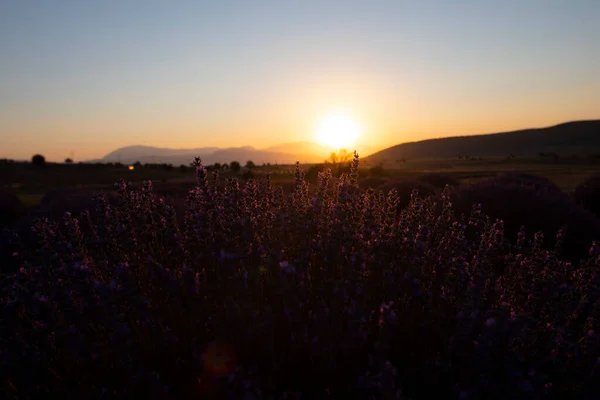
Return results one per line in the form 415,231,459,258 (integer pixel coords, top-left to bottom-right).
315,114,362,149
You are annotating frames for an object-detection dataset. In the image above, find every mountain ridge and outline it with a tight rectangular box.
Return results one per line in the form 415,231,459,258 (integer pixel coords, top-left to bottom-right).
93,142,341,166
366,120,600,162
89,120,600,166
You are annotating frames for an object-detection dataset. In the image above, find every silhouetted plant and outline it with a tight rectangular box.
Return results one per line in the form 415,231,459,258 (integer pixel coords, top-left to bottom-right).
64,158,73,164
245,160,256,169
378,178,437,211
230,161,241,173
31,154,45,166
450,173,600,261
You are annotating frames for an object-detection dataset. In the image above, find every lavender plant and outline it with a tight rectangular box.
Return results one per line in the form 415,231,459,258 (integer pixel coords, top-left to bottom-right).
1,152,599,399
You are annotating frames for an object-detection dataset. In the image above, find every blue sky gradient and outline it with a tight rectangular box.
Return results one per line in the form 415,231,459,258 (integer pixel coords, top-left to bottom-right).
1,1,599,161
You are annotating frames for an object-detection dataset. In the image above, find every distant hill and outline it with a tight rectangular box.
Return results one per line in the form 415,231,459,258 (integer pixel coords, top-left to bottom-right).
90,120,600,167
366,120,600,162
94,144,324,166
93,141,381,166
100,145,219,164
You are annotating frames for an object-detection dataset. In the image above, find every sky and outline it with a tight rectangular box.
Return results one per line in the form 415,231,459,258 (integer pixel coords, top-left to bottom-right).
1,0,599,162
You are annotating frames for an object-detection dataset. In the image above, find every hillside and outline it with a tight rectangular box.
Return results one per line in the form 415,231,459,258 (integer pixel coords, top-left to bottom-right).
99,146,219,164
93,141,380,166
95,144,326,166
367,120,600,162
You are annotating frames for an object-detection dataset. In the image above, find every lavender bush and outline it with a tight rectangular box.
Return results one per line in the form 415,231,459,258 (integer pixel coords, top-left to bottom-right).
378,178,437,212
1,153,600,399
449,174,600,262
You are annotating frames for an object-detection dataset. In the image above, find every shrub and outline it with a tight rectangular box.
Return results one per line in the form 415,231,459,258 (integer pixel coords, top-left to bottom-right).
36,188,117,223
2,156,600,398
573,173,600,218
450,173,600,261
31,154,45,166
230,161,241,173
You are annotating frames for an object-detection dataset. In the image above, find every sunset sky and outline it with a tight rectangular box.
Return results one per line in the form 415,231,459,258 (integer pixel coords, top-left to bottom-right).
1,1,599,162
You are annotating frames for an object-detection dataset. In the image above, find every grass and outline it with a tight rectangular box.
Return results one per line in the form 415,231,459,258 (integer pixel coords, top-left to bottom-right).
3,157,600,207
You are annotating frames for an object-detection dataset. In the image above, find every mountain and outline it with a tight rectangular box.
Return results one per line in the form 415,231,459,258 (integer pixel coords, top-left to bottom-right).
94,141,381,166
95,144,322,166
200,147,305,165
366,120,600,162
100,145,219,165
92,120,599,167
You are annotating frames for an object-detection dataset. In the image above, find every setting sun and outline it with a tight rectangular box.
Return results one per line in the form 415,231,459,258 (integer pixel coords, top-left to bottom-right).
315,114,362,149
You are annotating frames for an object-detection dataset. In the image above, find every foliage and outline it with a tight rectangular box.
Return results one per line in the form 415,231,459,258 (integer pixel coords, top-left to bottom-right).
573,173,600,218
327,149,352,165
245,160,256,170
2,153,600,398
31,154,46,166
324,149,354,178
378,178,437,212
230,161,241,173
449,173,600,262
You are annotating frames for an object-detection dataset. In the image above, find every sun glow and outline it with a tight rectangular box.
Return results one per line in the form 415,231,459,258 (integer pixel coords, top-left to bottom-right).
315,114,362,149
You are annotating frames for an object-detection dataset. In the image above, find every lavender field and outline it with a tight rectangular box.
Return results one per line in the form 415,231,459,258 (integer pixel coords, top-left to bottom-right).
1,153,599,399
